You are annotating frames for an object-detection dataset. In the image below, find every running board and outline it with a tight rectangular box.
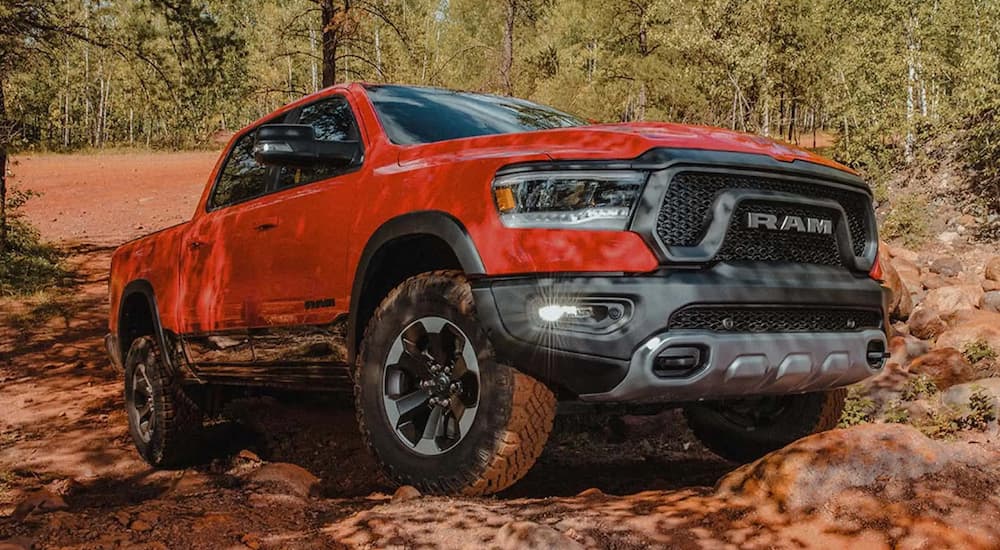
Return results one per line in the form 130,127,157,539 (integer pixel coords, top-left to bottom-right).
184,361,353,391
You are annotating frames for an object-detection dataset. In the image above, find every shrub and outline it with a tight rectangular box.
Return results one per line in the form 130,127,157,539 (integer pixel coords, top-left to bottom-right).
962,339,997,364
0,188,70,296
839,386,878,427
880,194,930,247
900,375,939,401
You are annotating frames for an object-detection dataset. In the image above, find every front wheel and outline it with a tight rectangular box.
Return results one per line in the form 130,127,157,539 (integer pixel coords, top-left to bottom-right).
684,389,847,463
355,271,556,495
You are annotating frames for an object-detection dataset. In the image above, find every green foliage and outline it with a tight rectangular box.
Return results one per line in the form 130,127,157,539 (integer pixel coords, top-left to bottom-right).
900,375,939,402
882,400,910,424
881,194,930,247
962,340,997,365
0,189,69,296
958,389,997,430
839,386,877,428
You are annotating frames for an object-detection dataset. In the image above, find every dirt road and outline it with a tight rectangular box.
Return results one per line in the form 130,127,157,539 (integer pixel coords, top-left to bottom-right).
2,152,999,549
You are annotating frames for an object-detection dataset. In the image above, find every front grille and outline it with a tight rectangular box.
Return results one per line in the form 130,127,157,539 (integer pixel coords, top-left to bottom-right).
669,307,883,333
715,200,842,266
655,171,871,257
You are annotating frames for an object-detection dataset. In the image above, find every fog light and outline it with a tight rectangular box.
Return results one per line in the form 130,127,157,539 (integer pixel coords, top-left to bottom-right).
531,298,632,333
538,304,590,323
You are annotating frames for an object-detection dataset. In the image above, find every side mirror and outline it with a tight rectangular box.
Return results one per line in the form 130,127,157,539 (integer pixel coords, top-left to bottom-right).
253,124,359,167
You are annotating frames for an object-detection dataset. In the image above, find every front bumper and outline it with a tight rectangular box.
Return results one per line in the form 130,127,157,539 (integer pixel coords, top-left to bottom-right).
472,263,889,404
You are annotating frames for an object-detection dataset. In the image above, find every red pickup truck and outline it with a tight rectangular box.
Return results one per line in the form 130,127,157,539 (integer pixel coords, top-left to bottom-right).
106,83,888,495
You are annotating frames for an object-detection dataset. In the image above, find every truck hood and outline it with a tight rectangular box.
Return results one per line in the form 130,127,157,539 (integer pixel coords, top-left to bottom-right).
396,121,854,175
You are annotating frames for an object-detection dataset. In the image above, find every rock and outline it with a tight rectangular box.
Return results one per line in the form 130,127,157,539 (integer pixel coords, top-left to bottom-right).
882,257,912,320
920,272,952,290
902,398,936,424
715,424,987,512
909,348,976,389
886,243,920,264
984,280,1000,292
391,485,421,503
130,519,153,532
113,510,131,526
935,315,1000,353
11,489,68,521
929,256,964,277
136,510,160,525
984,291,1000,313
937,231,960,245
246,463,321,498
985,256,1000,282
237,449,262,463
958,214,977,228
941,378,1000,417
886,335,930,369
576,487,606,499
0,537,34,550
496,521,584,550
919,285,984,319
908,306,947,340
240,533,263,550
892,257,922,294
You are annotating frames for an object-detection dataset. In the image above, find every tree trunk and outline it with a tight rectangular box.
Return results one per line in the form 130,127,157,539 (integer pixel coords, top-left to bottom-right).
320,0,347,88
500,0,516,94
0,74,8,255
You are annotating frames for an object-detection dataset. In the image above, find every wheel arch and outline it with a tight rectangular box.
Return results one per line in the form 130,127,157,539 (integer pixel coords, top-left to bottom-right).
347,211,486,365
117,280,177,374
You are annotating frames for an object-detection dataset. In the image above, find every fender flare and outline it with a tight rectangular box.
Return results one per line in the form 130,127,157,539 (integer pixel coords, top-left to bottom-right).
118,280,179,375
347,211,486,364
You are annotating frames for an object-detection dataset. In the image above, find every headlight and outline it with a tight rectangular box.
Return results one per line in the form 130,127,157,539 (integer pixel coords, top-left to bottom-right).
492,170,647,230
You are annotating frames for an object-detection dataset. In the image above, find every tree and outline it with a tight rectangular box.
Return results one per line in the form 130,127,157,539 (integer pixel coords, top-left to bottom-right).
0,1,64,254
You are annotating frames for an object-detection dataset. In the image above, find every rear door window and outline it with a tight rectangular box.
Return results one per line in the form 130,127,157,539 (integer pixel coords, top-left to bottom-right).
208,131,269,210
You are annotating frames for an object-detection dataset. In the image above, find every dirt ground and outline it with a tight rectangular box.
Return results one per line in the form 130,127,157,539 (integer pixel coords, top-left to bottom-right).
2,152,999,549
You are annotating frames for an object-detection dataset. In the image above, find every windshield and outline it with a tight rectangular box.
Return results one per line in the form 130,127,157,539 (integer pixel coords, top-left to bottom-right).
364,85,588,145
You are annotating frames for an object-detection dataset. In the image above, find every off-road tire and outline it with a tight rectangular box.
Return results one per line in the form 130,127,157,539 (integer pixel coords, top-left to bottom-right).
684,388,847,463
124,335,204,467
355,270,557,496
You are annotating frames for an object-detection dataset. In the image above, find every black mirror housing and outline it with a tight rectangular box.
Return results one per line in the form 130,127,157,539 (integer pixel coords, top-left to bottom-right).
254,124,359,167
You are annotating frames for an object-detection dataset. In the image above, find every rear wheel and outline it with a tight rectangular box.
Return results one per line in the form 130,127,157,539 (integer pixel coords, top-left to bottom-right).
684,389,846,463
124,335,203,467
355,271,556,495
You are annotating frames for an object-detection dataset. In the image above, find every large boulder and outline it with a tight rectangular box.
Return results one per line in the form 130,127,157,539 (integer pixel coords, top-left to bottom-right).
984,291,1000,313
908,348,976,389
935,313,1000,353
929,256,964,277
985,256,1000,282
881,256,913,320
920,285,984,319
715,424,986,512
908,306,947,340
891,256,923,295
496,521,585,550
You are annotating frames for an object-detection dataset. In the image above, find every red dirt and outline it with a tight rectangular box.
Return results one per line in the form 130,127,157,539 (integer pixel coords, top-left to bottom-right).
9,151,217,246
1,151,999,549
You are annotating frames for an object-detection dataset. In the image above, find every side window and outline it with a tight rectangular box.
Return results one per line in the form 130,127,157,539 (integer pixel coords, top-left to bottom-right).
277,95,361,189
209,131,269,209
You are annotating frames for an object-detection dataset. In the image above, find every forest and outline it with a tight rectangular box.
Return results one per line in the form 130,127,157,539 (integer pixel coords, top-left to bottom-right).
2,0,1000,171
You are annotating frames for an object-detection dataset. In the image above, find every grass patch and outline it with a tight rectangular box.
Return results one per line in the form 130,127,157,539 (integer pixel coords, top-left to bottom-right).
881,194,931,248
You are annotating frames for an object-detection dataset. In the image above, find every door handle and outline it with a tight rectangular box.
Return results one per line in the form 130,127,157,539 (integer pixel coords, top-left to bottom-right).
254,217,280,231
